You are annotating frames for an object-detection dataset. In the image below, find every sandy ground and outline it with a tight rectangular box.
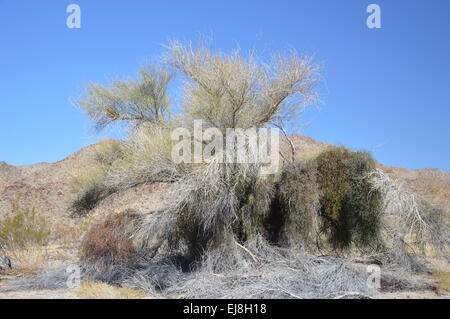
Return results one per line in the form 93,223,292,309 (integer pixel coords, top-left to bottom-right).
1,272,448,299
0,288,447,299
0,288,75,299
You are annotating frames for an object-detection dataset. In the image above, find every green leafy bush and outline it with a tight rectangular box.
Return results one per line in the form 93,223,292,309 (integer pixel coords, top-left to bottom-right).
266,161,319,247
315,147,382,251
234,170,275,242
265,147,382,252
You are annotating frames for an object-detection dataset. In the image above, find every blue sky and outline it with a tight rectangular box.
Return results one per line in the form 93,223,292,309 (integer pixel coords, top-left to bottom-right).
0,0,449,172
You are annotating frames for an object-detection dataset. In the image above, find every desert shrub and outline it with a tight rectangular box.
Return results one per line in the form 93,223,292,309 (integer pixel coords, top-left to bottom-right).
0,203,52,275
69,142,125,216
101,124,185,190
80,210,140,272
94,139,125,167
69,126,185,217
368,168,449,268
266,160,319,247
69,175,114,217
420,201,449,257
139,146,383,261
78,66,173,131
167,40,319,131
315,147,382,251
265,149,381,251
68,40,447,297
165,164,240,261
0,202,51,248
234,173,275,242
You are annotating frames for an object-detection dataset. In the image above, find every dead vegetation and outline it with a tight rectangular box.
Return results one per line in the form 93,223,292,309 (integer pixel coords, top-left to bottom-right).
72,281,146,299
79,211,138,272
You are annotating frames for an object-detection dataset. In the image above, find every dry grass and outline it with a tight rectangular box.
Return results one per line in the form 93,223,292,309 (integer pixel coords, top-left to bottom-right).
0,202,51,248
101,124,183,190
0,202,55,276
52,218,95,248
433,271,450,295
2,245,49,275
72,281,146,299
0,244,78,277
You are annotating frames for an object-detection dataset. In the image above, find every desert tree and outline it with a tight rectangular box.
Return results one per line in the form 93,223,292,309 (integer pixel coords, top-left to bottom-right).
78,66,174,131
77,40,320,161
165,40,320,161
72,40,321,216
75,41,322,268
70,41,450,297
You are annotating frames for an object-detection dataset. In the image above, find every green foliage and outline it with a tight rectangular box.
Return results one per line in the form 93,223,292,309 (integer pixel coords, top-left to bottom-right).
78,66,173,131
267,161,319,247
315,147,382,251
0,202,51,248
168,40,319,131
234,173,275,242
264,148,382,252
70,179,114,217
